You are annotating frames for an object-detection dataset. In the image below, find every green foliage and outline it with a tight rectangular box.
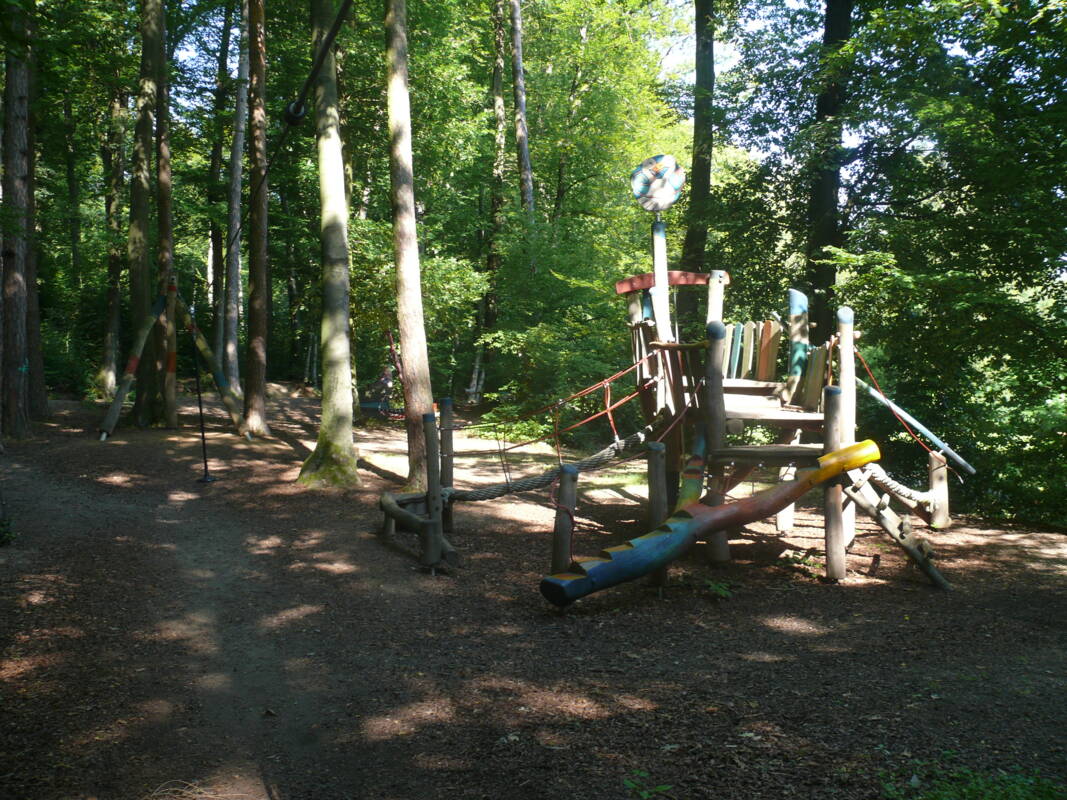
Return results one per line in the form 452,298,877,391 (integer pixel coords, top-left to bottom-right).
704,578,733,600
882,764,1066,800
623,769,673,799
0,518,15,547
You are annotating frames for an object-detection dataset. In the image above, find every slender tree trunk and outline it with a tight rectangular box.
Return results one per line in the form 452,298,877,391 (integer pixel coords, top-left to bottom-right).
244,0,270,435
209,1,234,362
130,0,162,426
97,90,126,399
804,0,854,346
680,0,714,272
509,0,534,215
386,0,435,490
550,25,587,224
62,94,82,291
2,2,33,437
467,0,508,404
225,0,249,395
156,8,178,428
299,0,360,487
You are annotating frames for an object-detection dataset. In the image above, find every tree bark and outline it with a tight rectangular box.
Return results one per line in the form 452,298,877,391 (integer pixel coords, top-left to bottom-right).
209,1,234,362
804,0,854,346
467,0,508,404
680,0,714,272
97,89,126,399
130,0,163,426
244,0,270,435
386,0,435,490
299,0,360,487
509,0,534,215
225,0,249,395
2,2,33,438
156,8,178,428
62,94,82,291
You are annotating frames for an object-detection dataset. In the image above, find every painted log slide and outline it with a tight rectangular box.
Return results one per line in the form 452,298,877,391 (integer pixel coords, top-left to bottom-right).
539,438,881,607
99,294,168,439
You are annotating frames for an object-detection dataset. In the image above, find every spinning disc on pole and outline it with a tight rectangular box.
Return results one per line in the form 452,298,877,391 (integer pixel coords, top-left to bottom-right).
630,154,685,212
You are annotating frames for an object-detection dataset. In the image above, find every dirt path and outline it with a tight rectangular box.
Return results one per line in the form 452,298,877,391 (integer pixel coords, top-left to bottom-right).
1,396,1065,799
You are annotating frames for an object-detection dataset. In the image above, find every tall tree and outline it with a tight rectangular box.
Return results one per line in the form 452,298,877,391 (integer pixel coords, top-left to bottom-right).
386,0,435,489
2,0,34,437
680,0,714,273
225,0,250,394
244,0,270,435
96,88,126,399
299,0,360,487
156,2,178,428
509,0,535,215
209,0,234,363
129,0,162,426
803,0,854,345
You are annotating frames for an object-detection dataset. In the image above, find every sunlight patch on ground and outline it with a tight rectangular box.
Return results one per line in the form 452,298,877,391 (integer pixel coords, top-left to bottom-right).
246,535,285,555
152,611,219,656
759,614,830,636
0,653,64,681
289,556,359,575
740,651,793,663
614,693,658,711
258,603,325,631
193,672,233,691
98,473,134,486
135,698,176,723
362,699,457,741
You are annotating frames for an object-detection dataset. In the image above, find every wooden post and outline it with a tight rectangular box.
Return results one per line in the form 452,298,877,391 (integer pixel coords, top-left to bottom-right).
705,321,731,563
439,397,455,533
650,218,673,343
705,269,728,324
928,450,951,529
552,464,578,574
422,412,444,568
647,441,669,586
823,386,846,581
781,289,809,403
775,428,802,533
837,307,856,547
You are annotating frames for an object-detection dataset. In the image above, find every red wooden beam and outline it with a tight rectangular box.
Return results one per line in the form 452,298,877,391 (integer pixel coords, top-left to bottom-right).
614,270,715,295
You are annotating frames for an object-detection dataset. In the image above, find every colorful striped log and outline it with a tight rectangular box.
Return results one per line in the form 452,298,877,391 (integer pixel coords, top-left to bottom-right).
539,438,881,606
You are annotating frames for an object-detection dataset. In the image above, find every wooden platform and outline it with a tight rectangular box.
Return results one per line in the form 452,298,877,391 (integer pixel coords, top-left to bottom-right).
709,444,823,467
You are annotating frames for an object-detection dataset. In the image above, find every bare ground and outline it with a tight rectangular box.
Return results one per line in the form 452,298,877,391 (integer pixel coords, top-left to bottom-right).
1,392,1064,800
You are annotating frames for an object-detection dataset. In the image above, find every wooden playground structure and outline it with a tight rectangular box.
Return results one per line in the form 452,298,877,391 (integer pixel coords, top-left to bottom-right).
380,155,968,605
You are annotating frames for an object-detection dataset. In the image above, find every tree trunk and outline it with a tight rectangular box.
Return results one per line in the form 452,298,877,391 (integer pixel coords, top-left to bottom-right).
386,0,435,490
62,94,82,291
156,9,178,428
680,0,714,272
209,1,234,362
467,0,508,404
509,0,535,216
244,0,270,435
130,0,163,426
675,0,715,336
804,0,854,346
299,0,360,487
225,0,249,396
97,89,126,399
2,2,33,438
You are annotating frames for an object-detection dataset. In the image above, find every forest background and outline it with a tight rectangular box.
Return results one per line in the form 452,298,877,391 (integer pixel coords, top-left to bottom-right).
0,0,1064,526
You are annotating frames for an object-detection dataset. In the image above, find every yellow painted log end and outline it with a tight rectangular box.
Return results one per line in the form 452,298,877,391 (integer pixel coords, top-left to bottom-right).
812,439,880,484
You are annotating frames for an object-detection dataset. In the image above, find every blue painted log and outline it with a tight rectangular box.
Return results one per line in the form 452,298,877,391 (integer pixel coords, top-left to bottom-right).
540,438,881,606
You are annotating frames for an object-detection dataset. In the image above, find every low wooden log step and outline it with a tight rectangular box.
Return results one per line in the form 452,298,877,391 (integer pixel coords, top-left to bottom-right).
723,378,784,395
709,444,823,467
723,399,825,428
